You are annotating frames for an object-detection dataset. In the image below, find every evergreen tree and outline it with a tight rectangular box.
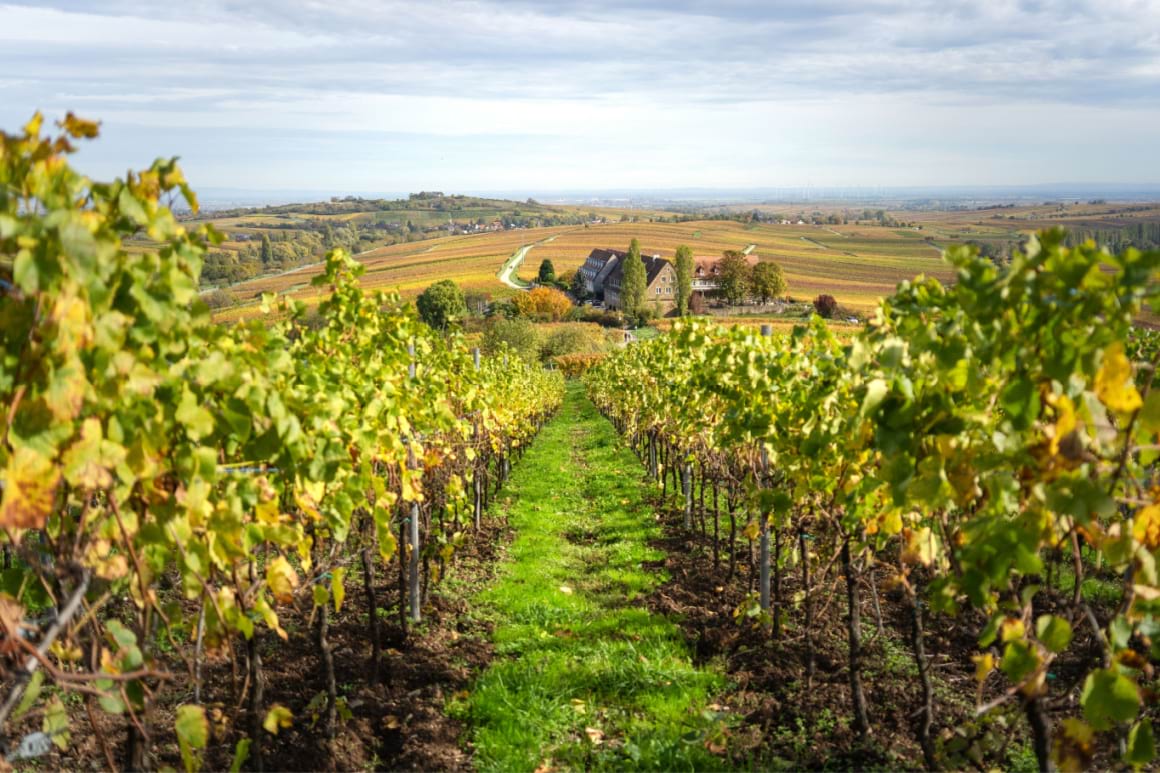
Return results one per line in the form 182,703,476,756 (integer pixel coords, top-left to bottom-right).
675,244,694,316
260,233,273,266
538,258,556,283
620,238,646,319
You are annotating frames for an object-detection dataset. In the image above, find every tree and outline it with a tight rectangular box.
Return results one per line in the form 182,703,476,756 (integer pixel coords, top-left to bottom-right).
464,290,490,316
689,291,706,315
813,293,839,318
675,244,693,316
619,238,646,319
260,233,273,266
716,250,752,306
570,269,588,301
537,258,556,284
512,286,572,321
482,317,541,363
750,261,787,304
416,279,467,330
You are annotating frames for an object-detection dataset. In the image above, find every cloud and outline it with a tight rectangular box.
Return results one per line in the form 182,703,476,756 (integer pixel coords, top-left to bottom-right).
0,0,1157,189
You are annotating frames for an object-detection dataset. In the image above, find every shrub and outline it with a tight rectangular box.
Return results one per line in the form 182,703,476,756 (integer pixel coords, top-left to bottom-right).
202,289,238,310
573,306,624,329
541,323,610,361
512,286,572,321
552,353,605,377
481,317,541,363
813,294,839,318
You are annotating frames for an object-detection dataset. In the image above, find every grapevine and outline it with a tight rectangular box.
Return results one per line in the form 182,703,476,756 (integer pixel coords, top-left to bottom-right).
586,232,1160,769
0,115,563,768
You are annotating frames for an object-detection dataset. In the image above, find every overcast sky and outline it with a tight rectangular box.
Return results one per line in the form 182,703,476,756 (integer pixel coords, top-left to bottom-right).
2,0,1159,193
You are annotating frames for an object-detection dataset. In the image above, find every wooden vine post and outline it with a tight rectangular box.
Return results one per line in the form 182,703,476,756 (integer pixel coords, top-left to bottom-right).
408,342,422,624
472,347,483,530
758,324,773,615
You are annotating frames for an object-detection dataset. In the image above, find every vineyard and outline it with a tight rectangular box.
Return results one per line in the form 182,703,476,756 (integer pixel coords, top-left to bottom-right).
0,117,564,769
585,234,1160,769
6,114,1160,773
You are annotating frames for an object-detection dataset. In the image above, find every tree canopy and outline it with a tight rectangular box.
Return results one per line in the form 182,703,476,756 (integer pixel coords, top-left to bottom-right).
416,279,467,330
512,286,572,321
537,258,556,283
619,238,646,317
716,250,752,306
750,260,787,303
675,244,693,316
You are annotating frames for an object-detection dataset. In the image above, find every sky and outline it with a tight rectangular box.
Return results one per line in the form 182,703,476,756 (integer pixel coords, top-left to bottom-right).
1,0,1159,195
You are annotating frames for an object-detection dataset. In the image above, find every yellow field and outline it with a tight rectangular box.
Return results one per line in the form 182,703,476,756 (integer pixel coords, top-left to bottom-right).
214,202,1160,324
219,218,963,321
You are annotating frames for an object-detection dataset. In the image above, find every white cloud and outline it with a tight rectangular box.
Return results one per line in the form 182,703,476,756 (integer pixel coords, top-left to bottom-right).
1,0,1158,190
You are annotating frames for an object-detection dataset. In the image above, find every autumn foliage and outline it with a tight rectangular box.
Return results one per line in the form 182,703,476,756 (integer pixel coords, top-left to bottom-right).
512,286,573,320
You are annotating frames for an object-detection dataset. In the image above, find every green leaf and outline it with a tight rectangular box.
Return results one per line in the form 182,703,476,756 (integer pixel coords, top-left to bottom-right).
176,388,215,441
1127,721,1155,767
230,738,251,773
1035,614,1073,654
13,670,44,721
999,640,1039,684
1081,668,1140,731
860,379,889,416
175,704,209,773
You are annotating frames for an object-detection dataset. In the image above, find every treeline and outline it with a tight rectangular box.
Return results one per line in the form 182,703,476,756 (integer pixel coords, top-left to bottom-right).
1063,222,1160,251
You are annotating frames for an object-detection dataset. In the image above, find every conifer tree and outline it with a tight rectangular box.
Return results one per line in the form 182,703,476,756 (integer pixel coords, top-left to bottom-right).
675,244,694,316
620,238,646,319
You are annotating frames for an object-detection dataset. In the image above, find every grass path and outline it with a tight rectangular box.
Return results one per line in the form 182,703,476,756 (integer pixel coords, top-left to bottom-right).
455,383,731,771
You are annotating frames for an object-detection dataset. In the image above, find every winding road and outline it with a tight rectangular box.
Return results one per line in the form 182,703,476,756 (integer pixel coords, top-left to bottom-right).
496,233,565,290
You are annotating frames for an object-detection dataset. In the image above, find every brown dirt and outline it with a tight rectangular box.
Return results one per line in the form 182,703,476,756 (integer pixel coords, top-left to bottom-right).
19,516,511,773
643,498,1006,770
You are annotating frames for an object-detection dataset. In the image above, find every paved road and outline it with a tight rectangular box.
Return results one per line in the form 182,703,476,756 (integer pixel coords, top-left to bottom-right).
496,233,565,290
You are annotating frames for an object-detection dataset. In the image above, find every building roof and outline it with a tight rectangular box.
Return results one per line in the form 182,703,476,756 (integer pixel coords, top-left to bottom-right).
607,252,672,289
692,254,759,277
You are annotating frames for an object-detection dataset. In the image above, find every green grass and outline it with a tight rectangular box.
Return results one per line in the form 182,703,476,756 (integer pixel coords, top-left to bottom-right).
455,383,731,771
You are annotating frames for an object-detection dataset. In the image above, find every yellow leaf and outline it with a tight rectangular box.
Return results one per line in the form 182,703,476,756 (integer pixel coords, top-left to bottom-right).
1048,393,1079,456
1096,342,1142,413
742,520,760,540
262,704,293,735
1133,504,1160,549
265,556,299,604
1053,718,1095,772
332,567,346,613
972,653,995,683
0,446,61,529
61,112,100,139
1000,617,1025,642
900,527,937,567
881,511,903,536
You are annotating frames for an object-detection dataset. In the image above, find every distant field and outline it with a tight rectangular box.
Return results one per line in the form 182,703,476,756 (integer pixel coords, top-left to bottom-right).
214,202,1160,323
527,220,956,309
